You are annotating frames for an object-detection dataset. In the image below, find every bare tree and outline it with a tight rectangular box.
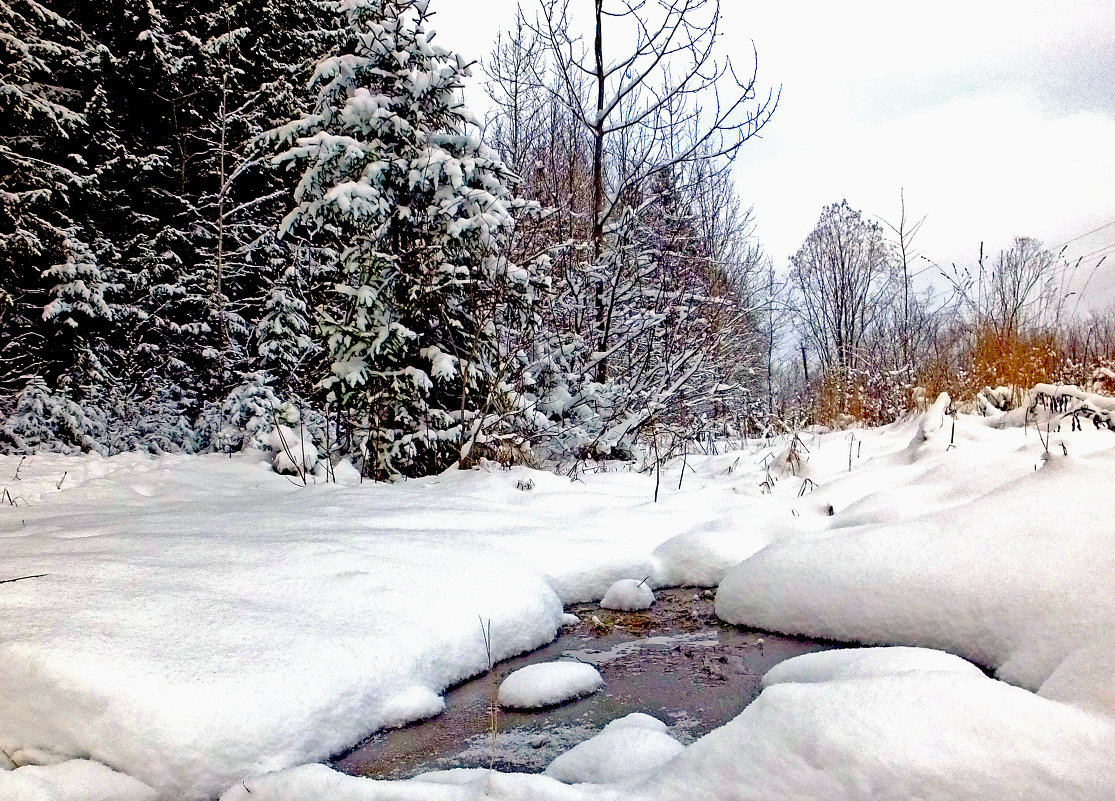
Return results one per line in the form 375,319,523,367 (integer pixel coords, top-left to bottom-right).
880,189,926,368
531,0,777,377
945,237,1060,338
790,200,894,372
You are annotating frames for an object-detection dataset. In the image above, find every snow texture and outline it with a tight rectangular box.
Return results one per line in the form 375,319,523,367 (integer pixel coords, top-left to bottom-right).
5,394,1115,800
599,578,655,611
716,421,1115,715
0,760,157,801
761,646,986,687
498,662,604,709
0,454,740,799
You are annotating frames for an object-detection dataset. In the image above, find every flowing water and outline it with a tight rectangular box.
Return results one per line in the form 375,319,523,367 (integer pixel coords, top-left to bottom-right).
333,588,841,779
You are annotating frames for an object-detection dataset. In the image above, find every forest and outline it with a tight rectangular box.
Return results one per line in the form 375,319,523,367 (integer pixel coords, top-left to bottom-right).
3,0,1114,479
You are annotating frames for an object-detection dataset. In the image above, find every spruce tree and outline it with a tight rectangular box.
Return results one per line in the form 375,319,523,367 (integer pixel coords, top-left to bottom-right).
0,1,109,396
274,0,539,478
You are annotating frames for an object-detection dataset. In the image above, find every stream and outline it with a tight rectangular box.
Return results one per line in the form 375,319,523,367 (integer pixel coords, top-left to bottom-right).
333,588,842,779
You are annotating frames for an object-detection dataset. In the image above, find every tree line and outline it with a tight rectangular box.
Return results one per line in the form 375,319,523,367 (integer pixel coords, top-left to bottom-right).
1,0,775,476
777,199,1115,426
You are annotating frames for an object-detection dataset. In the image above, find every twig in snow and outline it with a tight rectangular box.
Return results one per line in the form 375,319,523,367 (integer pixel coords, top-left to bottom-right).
0,574,47,585
12,457,25,481
478,616,498,772
56,471,67,490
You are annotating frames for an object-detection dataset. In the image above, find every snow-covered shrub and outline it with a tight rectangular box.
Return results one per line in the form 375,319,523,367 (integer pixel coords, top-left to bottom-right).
269,424,320,477
214,372,284,452
1029,384,1115,432
0,378,107,455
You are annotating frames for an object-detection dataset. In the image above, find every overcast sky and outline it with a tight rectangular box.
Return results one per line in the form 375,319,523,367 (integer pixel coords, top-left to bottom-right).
432,0,1115,309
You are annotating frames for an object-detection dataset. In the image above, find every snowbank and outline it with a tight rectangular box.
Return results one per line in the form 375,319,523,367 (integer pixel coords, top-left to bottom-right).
0,453,752,799
0,760,157,801
218,647,1115,801
760,646,986,687
5,397,1115,801
650,650,1115,801
717,445,1115,712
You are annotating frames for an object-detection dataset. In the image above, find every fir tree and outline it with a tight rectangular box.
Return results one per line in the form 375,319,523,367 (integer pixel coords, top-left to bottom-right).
0,0,106,394
273,0,539,478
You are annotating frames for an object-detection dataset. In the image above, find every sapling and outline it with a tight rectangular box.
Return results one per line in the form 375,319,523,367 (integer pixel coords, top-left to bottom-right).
652,431,662,503
678,443,688,490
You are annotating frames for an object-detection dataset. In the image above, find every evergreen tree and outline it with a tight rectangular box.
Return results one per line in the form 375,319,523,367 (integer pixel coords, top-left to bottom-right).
0,0,108,395
274,0,539,478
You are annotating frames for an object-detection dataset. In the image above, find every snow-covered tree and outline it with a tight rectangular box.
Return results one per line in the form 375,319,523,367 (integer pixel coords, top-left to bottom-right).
256,258,320,389
273,0,539,479
0,377,106,455
0,1,108,393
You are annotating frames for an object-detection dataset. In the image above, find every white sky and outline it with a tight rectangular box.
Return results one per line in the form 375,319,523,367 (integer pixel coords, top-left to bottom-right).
431,0,1115,309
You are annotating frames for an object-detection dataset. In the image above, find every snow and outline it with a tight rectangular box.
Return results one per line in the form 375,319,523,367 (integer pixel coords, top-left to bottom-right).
269,425,319,475
0,453,749,799
599,578,654,611
715,434,1115,712
4,392,1115,800
0,760,157,801
761,646,986,687
497,662,604,709
544,713,683,784
651,652,1115,801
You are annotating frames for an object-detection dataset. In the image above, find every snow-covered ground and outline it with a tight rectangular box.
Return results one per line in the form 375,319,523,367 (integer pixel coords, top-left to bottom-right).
3,394,1115,799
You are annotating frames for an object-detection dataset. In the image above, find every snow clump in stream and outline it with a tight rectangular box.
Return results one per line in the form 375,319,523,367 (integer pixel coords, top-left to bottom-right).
498,662,604,709
600,578,655,611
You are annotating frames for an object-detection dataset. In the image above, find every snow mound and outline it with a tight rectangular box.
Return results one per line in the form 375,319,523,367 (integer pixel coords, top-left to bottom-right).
651,522,769,587
716,443,1115,716
0,760,157,801
268,425,318,475
377,687,445,729
600,579,654,611
220,763,575,801
762,647,985,688
498,662,604,709
599,712,669,734
544,713,682,784
652,667,1115,801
